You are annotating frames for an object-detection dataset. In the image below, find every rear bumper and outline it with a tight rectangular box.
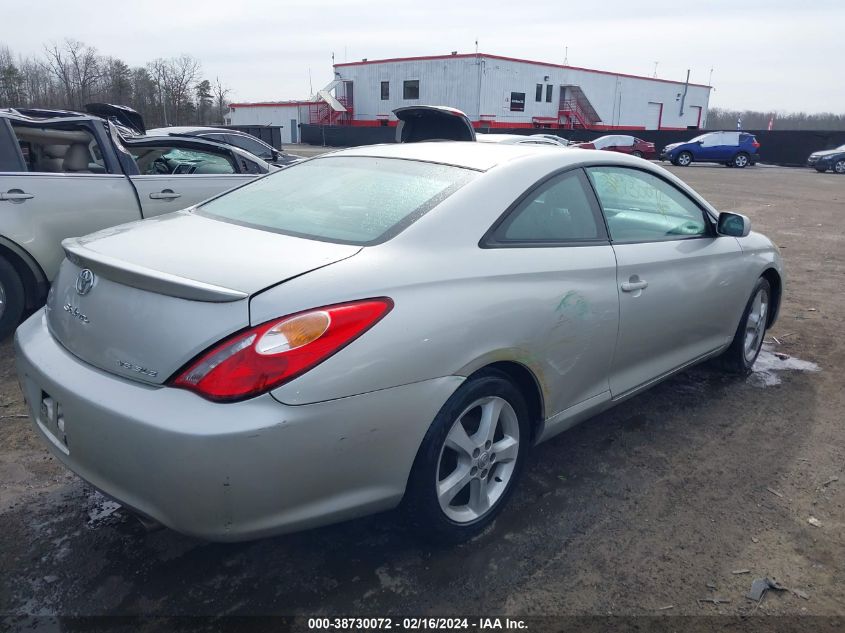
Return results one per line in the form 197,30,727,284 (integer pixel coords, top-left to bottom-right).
14,310,463,541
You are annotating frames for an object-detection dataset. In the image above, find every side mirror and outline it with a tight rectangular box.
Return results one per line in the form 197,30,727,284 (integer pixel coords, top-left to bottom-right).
717,212,751,237
696,140,704,144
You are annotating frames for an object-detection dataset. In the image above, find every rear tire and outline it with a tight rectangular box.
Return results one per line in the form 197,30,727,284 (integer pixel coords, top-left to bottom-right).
720,277,771,375
676,151,693,167
0,257,25,341
733,152,750,168
403,370,530,543
632,150,643,158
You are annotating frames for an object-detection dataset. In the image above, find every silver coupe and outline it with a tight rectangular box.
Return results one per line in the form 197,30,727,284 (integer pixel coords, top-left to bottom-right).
15,141,782,542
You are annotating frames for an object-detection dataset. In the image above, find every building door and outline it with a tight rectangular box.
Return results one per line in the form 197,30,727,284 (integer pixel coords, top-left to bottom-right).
689,106,703,129
290,120,297,144
646,102,663,130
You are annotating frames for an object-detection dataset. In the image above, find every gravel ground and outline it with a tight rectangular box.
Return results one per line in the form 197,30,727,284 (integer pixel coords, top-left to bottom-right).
0,161,842,626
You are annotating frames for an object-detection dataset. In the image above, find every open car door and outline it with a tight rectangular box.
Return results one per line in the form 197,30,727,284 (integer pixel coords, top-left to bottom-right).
393,106,476,143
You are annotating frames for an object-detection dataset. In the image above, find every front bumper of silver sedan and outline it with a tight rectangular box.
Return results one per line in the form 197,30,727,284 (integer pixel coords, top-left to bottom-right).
14,310,463,541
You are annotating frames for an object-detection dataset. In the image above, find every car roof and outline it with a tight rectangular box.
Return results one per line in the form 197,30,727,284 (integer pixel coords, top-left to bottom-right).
324,141,596,171
0,107,95,124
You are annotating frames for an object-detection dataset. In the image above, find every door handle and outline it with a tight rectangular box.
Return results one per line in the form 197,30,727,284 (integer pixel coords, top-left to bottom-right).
621,279,648,292
0,189,34,202
149,189,181,200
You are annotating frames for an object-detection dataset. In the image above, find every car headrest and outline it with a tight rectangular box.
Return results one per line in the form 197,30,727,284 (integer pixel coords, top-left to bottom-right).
43,144,68,158
63,143,91,172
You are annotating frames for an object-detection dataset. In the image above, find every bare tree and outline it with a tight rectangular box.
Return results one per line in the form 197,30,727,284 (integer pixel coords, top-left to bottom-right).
213,76,231,125
43,39,101,109
708,107,845,131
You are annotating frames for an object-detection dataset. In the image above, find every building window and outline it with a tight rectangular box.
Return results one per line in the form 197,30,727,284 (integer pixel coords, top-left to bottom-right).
510,92,526,112
380,81,389,100
535,84,543,102
403,80,419,100
546,85,553,103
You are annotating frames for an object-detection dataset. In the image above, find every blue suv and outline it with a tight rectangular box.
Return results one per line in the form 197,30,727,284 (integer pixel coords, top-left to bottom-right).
660,131,761,168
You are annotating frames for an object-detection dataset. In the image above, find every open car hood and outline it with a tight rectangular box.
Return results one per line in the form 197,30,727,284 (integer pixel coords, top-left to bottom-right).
393,106,476,143
85,103,146,135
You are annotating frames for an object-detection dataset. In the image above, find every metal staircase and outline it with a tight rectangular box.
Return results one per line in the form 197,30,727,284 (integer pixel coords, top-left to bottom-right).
308,79,354,125
559,85,601,129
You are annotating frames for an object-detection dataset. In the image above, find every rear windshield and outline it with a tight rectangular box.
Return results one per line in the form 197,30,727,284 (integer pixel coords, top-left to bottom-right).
198,156,476,245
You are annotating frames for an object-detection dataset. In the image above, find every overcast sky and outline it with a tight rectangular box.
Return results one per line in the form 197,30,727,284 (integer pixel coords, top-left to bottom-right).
3,0,842,113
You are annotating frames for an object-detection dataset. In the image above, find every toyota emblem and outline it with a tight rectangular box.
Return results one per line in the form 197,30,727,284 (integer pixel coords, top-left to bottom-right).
75,269,95,296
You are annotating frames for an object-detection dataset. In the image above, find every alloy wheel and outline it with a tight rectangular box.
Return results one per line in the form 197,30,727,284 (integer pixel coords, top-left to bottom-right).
743,287,769,363
436,396,520,523
835,160,845,174
678,152,692,166
735,154,749,167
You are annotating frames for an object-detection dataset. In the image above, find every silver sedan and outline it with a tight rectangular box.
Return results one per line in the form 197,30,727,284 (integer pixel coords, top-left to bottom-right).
14,142,782,542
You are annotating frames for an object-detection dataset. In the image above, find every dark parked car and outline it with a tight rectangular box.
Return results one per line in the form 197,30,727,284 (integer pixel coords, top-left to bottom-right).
572,135,656,159
146,126,302,167
807,144,845,174
660,131,760,168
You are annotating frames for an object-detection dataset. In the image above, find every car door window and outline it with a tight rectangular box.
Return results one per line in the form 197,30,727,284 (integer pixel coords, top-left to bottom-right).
587,166,709,243
491,170,604,244
10,122,108,174
130,146,236,175
227,134,274,161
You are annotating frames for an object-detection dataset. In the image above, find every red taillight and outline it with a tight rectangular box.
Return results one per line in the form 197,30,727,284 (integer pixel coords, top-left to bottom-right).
752,139,760,149
169,298,393,402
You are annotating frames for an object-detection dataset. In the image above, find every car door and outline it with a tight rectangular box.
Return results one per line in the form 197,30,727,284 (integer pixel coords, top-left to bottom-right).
483,168,619,430
125,141,256,217
586,165,747,397
0,118,140,281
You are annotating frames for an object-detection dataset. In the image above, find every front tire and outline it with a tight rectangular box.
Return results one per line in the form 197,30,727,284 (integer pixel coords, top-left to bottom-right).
403,370,530,543
834,159,845,174
720,277,771,375
676,151,693,166
733,152,750,168
0,257,26,341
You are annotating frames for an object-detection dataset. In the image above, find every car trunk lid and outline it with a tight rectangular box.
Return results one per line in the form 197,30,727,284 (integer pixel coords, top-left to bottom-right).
47,211,361,385
393,106,476,143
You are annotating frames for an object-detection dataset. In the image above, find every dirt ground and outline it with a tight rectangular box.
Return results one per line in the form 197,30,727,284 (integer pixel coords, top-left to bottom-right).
0,162,843,625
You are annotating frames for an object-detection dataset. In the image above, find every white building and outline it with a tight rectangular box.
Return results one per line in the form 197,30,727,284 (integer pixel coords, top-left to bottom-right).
226,101,313,144
332,53,712,131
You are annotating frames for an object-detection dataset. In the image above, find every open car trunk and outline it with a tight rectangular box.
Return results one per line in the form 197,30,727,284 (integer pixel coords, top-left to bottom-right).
47,211,360,386
393,106,476,143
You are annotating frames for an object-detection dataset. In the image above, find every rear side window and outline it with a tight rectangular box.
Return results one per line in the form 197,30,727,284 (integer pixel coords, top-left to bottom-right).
226,134,274,160
493,170,603,244
587,166,709,243
10,122,108,174
198,157,476,245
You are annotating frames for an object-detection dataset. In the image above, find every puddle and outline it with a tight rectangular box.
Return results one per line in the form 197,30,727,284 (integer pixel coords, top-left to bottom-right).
748,344,819,387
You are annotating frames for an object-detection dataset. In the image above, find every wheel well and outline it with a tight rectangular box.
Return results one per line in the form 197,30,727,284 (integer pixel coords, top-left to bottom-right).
0,244,45,311
474,361,545,441
761,268,782,328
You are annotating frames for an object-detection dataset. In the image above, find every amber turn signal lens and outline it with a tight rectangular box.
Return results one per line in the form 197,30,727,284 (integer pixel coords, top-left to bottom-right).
256,311,331,355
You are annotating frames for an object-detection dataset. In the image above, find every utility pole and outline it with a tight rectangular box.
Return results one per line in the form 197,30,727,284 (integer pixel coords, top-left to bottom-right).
653,61,658,78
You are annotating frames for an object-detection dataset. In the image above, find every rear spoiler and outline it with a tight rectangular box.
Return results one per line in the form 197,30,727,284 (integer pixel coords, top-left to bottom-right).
62,239,247,303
